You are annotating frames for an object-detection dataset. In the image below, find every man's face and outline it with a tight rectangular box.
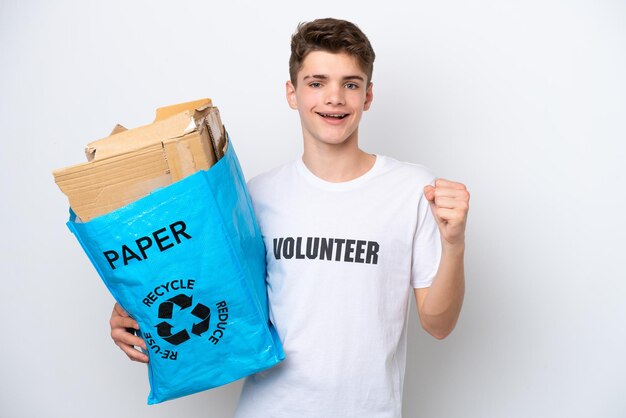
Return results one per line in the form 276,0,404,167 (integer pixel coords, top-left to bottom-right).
286,51,373,150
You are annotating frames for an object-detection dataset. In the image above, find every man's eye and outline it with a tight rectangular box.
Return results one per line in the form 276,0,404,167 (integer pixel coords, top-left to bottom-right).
309,82,322,88
345,83,359,90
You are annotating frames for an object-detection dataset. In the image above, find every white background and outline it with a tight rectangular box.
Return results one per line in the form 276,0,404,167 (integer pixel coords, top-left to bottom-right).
1,1,625,417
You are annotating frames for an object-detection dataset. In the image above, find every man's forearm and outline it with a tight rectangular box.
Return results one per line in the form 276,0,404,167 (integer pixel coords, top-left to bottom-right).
418,243,466,339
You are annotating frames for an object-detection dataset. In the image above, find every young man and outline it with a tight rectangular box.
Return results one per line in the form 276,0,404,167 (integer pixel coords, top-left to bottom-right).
111,18,469,418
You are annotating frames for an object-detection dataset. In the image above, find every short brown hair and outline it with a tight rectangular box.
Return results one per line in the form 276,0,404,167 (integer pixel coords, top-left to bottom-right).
289,18,376,86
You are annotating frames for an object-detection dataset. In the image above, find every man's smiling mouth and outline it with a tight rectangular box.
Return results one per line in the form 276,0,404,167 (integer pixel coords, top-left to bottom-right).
317,112,349,119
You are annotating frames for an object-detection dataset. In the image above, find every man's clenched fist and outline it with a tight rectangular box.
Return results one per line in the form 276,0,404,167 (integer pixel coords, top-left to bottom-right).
424,179,470,248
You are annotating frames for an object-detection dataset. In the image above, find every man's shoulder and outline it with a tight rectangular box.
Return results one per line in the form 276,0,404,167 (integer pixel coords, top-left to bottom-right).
378,155,437,186
247,159,298,195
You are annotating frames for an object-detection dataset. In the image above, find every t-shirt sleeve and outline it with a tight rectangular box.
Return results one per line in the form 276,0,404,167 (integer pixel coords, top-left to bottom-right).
411,182,442,288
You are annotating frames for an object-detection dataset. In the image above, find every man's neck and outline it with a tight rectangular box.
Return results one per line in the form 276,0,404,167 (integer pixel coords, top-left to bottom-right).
301,140,376,183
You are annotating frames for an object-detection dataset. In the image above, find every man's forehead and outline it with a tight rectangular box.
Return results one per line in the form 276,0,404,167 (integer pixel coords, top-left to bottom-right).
298,51,366,80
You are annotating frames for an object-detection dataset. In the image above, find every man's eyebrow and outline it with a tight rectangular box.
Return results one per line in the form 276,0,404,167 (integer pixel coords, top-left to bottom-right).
302,74,365,82
342,75,365,81
303,74,329,81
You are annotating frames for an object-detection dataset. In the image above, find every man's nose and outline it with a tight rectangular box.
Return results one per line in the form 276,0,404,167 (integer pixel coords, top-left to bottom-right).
325,84,345,105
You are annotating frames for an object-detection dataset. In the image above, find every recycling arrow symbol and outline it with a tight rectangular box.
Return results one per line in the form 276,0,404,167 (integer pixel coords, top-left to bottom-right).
156,294,211,346
190,303,211,336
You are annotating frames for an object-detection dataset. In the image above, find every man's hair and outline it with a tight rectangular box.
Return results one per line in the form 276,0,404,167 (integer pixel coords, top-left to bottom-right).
289,18,376,86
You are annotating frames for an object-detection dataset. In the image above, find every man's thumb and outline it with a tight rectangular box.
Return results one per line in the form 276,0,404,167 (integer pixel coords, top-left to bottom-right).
424,184,435,202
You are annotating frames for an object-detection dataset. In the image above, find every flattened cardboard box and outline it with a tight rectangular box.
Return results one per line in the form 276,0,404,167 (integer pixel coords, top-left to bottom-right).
53,99,227,222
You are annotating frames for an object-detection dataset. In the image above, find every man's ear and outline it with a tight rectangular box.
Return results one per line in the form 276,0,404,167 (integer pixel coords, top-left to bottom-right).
363,82,374,111
286,80,298,109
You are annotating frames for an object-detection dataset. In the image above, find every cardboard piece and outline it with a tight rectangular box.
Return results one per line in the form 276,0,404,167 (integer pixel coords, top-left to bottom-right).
53,99,227,222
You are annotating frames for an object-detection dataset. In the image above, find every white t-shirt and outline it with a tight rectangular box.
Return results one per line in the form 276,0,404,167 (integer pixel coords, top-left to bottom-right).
234,155,441,418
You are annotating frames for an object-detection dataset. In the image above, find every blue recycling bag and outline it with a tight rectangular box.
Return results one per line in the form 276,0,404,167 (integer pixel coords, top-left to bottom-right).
67,138,284,404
